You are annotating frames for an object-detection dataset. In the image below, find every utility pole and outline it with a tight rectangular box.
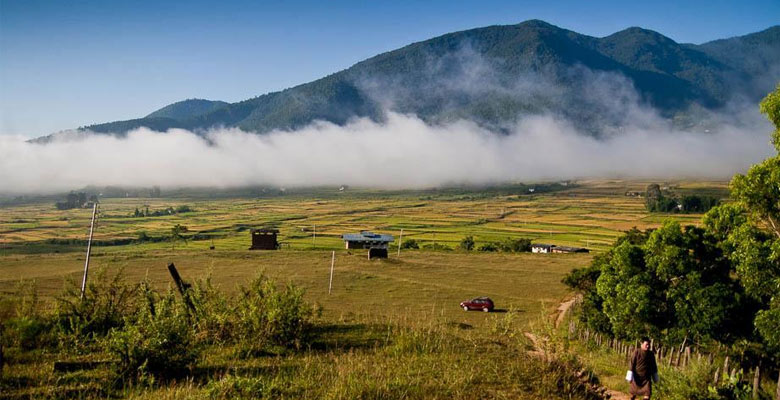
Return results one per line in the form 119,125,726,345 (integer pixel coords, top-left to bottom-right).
328,251,335,294
313,224,316,247
80,202,98,300
397,228,403,257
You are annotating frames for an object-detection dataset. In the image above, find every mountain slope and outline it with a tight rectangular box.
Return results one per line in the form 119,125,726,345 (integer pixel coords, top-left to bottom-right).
146,99,230,121
77,20,780,137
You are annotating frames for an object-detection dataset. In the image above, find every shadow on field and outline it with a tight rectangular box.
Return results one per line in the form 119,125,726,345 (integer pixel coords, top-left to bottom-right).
308,323,388,351
193,364,298,383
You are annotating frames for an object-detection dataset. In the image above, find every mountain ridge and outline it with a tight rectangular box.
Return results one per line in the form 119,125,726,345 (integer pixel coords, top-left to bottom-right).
68,20,780,138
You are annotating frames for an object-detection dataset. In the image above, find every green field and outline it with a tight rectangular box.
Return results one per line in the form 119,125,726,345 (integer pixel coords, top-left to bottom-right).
0,180,728,399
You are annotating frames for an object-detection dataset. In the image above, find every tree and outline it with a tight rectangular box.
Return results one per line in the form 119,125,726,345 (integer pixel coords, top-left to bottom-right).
720,84,780,353
170,224,188,250
759,83,780,152
459,236,475,251
592,222,746,344
566,85,780,355
400,239,419,249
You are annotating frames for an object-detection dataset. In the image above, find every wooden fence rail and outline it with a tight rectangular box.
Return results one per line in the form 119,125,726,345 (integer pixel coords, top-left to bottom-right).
567,321,780,399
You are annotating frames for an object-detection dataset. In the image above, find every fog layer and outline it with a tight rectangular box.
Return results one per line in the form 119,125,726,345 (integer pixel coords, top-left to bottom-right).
0,111,773,194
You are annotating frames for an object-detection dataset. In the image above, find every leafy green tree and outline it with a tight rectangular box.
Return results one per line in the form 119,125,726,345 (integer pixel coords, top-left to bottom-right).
719,84,780,352
400,239,420,249
170,224,189,250
478,243,499,252
568,85,780,354
459,236,475,251
759,83,780,152
593,222,746,344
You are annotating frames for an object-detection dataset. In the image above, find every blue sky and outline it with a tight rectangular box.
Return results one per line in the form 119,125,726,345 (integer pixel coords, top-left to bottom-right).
1,0,778,137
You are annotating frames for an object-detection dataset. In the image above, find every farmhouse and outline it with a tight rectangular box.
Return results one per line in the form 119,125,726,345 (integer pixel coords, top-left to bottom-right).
342,231,394,259
532,243,589,254
531,243,555,253
551,246,589,254
249,228,279,250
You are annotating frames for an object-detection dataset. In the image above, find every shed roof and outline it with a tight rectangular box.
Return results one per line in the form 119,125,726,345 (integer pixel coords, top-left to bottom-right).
252,228,279,234
552,246,589,253
342,231,394,242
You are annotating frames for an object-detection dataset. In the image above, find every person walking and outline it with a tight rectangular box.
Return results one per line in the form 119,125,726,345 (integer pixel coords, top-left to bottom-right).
628,336,658,400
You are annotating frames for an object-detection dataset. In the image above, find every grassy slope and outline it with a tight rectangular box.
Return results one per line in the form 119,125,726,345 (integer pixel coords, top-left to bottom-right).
0,180,728,398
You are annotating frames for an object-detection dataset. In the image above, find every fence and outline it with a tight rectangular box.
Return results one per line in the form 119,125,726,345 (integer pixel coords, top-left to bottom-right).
567,321,780,399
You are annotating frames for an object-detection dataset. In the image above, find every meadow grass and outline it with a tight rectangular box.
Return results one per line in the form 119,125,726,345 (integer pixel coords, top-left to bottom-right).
0,180,728,398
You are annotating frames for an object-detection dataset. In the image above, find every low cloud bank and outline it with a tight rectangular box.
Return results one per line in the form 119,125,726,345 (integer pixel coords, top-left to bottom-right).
0,111,773,195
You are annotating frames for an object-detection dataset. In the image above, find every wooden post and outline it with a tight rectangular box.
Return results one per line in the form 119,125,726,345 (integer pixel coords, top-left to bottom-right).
684,346,691,368
752,364,760,399
167,263,194,312
80,202,98,300
723,356,730,380
328,251,335,294
397,229,403,257
713,366,720,385
775,370,780,400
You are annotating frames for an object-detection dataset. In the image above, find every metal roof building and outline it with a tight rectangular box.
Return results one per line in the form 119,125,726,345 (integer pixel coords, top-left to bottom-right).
341,231,394,249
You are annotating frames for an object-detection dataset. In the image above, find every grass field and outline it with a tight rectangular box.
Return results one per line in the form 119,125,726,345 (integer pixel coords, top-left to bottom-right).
0,180,728,399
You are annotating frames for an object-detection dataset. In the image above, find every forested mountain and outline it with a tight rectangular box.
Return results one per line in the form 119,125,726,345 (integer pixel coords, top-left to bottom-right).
74,20,780,137
145,99,229,122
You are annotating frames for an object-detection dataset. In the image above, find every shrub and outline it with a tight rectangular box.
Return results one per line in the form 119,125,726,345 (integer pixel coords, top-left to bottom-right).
234,274,315,355
422,243,451,251
478,243,498,252
104,285,200,380
2,280,55,350
459,236,475,251
54,267,136,348
400,239,420,249
205,375,281,399
654,359,720,400
3,315,52,350
498,237,532,252
188,277,236,344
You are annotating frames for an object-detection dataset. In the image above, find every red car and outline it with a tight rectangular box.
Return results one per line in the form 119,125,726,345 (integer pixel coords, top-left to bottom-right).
460,297,494,312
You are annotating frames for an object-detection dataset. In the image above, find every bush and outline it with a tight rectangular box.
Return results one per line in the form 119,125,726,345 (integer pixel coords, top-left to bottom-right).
498,238,532,252
459,236,475,251
422,243,451,251
3,316,52,350
187,277,236,344
234,274,315,355
104,285,200,380
2,280,55,350
205,375,281,399
54,268,136,348
478,243,499,252
400,239,420,249
654,359,720,400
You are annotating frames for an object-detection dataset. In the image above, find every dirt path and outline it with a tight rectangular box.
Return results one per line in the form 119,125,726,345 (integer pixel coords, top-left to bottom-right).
555,294,580,328
525,295,632,400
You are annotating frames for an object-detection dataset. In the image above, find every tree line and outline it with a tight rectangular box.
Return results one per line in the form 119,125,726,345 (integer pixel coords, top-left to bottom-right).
565,85,780,368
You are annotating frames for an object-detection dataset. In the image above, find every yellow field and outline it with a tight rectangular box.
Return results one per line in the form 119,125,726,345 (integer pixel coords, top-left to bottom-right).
0,180,729,399
0,179,726,317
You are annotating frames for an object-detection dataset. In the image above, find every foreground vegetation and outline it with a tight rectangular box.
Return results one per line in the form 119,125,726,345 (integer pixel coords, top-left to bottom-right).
1,264,604,400
563,85,780,399
0,178,730,399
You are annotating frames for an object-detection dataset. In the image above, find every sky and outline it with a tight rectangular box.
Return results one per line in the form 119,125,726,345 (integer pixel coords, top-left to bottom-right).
1,0,779,138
